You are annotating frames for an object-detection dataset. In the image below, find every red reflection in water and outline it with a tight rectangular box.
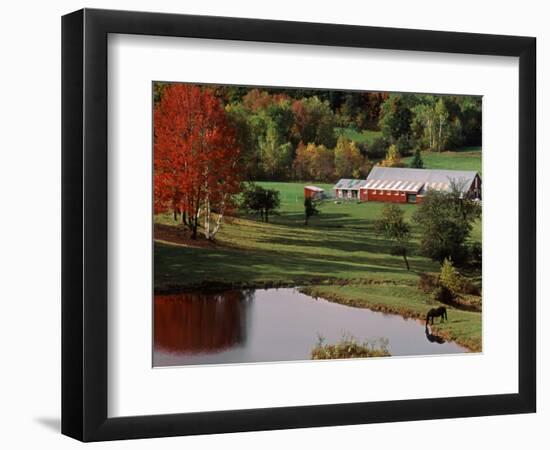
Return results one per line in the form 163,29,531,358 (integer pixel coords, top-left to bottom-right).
154,291,249,355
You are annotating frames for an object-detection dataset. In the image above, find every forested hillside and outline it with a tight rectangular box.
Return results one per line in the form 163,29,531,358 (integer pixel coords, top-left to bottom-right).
153,82,482,182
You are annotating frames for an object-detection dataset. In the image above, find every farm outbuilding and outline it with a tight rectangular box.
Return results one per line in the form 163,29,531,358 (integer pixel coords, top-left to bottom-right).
304,185,325,200
359,167,481,204
333,179,369,200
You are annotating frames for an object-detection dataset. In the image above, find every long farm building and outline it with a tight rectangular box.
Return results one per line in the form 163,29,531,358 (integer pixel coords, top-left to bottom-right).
333,167,481,204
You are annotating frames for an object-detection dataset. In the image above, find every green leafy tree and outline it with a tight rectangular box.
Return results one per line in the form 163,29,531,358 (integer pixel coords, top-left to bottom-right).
241,183,280,223
374,204,411,270
304,197,321,225
258,124,293,179
413,181,481,264
409,148,424,168
240,183,263,216
434,98,449,152
225,103,260,179
379,95,413,143
412,100,437,151
456,96,482,146
261,188,281,223
412,96,458,152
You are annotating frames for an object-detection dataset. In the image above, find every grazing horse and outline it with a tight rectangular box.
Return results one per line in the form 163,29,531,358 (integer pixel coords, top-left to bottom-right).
426,306,447,325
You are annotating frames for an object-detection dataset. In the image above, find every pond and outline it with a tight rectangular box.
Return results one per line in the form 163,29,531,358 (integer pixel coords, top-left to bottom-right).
154,288,466,367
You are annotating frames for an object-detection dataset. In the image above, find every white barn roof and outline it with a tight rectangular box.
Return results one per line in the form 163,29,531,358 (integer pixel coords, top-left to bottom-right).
304,185,324,192
365,167,479,194
333,178,368,190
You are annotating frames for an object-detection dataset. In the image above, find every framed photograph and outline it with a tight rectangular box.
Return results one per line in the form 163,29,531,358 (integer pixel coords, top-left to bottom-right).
62,8,536,442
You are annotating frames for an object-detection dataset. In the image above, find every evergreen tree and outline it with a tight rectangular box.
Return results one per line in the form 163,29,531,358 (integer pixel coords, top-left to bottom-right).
410,148,424,168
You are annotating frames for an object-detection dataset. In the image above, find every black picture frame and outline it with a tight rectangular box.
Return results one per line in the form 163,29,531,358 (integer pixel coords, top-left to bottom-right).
62,8,536,442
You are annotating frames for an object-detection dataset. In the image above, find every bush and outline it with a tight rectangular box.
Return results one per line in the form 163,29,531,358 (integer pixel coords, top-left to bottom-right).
440,257,463,294
431,285,455,304
418,272,439,294
311,335,391,359
461,279,481,296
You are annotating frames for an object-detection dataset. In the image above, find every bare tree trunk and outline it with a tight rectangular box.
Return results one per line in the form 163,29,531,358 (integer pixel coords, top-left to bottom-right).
204,197,211,239
438,118,443,152
191,204,201,240
210,205,225,239
403,253,410,271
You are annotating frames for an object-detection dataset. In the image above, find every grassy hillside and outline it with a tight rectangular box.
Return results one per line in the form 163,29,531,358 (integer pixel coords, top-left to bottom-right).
403,147,482,173
154,190,432,290
336,127,382,145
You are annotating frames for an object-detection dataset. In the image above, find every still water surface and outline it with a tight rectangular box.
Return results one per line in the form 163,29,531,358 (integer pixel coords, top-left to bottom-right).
154,288,466,367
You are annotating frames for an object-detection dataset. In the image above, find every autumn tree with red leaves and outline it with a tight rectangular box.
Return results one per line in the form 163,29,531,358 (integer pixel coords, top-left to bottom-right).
154,84,241,240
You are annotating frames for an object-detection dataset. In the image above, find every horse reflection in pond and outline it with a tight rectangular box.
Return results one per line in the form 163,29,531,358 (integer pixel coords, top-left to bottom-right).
425,324,446,344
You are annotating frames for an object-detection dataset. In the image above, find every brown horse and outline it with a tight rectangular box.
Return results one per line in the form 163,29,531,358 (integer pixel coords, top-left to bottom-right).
426,306,447,325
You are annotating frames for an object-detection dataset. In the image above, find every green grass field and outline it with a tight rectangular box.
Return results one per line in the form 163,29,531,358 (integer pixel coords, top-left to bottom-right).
154,191,433,290
255,181,422,227
403,147,482,173
335,127,481,174
336,127,382,145
155,180,482,351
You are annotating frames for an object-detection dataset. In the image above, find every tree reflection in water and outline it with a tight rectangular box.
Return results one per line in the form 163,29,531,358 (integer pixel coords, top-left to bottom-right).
154,290,253,355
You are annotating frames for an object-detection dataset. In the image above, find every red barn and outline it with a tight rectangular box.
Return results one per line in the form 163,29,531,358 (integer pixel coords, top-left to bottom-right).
304,185,324,200
360,167,481,204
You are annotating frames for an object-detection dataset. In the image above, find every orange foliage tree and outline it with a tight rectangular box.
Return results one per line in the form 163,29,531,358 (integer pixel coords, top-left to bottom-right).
293,142,335,181
154,84,241,240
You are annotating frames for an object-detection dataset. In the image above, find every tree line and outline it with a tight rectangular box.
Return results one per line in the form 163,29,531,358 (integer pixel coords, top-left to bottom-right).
154,83,481,183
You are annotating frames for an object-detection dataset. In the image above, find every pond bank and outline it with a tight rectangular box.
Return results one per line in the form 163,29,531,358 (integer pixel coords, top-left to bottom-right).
154,276,414,295
300,284,482,353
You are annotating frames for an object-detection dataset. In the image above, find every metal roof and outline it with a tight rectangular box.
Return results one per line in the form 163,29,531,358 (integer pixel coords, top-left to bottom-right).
333,178,369,190
304,185,324,192
365,167,479,194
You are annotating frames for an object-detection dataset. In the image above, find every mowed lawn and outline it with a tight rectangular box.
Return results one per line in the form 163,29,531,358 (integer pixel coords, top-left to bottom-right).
403,147,482,174
336,127,382,145
155,189,435,290
154,180,482,351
